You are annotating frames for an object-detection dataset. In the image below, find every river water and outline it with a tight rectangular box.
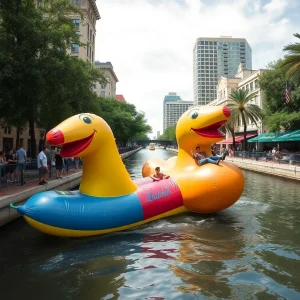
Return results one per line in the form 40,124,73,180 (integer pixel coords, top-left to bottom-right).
0,148,300,299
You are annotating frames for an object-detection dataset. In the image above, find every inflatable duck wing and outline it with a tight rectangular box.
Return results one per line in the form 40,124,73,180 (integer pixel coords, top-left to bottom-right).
11,109,244,237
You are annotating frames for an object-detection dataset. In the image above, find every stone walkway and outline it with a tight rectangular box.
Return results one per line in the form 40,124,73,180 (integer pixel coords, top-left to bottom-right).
0,168,82,197
0,148,142,198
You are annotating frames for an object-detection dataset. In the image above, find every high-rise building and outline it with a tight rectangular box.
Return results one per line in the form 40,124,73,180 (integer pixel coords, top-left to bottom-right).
193,36,252,106
69,0,101,62
163,93,194,131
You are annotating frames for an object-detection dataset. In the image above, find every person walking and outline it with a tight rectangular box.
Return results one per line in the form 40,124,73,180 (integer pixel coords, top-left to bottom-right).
16,144,27,184
54,149,64,179
37,147,49,185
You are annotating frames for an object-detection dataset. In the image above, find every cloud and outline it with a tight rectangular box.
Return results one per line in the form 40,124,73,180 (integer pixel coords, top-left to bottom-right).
95,0,300,136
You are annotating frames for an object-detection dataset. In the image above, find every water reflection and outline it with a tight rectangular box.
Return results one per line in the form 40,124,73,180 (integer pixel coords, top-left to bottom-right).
0,149,300,299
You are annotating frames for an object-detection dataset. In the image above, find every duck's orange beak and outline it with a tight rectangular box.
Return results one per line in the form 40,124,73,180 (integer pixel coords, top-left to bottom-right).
46,129,65,145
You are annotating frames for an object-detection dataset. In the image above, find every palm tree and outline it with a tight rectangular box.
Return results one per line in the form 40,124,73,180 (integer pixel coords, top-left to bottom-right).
223,119,237,151
228,89,263,151
280,33,300,77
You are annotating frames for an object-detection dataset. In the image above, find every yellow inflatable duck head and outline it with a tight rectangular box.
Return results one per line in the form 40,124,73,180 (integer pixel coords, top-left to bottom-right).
46,113,137,197
176,105,230,155
46,113,113,158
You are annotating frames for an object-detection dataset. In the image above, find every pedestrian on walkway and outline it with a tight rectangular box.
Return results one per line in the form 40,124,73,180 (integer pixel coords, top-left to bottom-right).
37,147,49,185
54,149,64,179
16,144,27,184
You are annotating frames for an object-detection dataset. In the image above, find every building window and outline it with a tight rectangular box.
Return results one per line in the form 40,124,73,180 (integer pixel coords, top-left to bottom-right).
101,91,105,97
71,0,82,7
254,80,258,89
4,126,12,134
73,19,80,28
71,43,79,53
101,83,107,89
250,82,253,91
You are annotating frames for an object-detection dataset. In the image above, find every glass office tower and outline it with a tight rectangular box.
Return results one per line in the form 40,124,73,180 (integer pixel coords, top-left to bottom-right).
193,37,252,106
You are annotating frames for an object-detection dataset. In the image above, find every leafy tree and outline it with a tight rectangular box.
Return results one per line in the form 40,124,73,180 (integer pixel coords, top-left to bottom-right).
37,57,105,132
0,0,106,155
259,60,300,131
95,98,152,146
158,125,176,143
262,111,300,132
280,33,300,77
228,89,263,150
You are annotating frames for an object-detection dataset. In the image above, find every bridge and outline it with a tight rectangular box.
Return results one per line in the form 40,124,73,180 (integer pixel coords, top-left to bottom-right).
135,139,173,146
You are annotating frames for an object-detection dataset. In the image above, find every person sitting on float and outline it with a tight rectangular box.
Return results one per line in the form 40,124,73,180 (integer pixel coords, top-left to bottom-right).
191,146,226,166
150,167,170,181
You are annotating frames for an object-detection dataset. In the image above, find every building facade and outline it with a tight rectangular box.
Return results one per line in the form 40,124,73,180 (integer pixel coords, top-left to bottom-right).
94,62,119,98
70,0,101,62
193,36,252,106
163,93,194,131
208,64,265,144
0,123,49,155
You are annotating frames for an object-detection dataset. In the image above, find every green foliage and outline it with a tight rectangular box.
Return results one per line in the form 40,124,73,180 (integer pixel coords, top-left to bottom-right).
228,89,263,150
95,98,152,146
0,0,106,156
158,125,176,142
263,111,300,132
280,33,300,77
259,59,300,131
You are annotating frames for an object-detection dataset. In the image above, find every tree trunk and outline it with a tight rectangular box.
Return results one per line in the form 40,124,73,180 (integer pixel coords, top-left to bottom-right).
16,127,20,148
241,113,248,151
29,119,37,158
230,128,236,151
243,124,247,151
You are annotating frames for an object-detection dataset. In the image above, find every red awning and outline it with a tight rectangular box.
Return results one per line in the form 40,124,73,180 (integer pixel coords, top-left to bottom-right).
217,134,257,145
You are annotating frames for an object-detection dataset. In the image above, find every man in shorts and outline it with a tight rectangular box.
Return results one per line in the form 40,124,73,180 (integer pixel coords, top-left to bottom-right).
38,147,49,185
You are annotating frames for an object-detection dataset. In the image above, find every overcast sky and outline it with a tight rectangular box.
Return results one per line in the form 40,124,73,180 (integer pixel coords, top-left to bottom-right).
95,0,300,138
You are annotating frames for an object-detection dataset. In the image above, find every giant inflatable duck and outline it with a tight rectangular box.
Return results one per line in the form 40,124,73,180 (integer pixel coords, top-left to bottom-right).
142,105,244,213
11,106,244,237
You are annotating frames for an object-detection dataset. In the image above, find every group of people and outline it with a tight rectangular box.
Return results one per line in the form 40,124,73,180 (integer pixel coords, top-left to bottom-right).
0,145,27,183
0,144,81,186
150,144,227,181
38,147,79,185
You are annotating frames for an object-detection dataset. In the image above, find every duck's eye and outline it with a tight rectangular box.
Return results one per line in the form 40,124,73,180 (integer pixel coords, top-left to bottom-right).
191,112,198,119
79,115,92,124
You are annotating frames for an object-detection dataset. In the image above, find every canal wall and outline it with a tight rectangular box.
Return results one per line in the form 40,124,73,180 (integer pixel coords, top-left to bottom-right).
0,147,142,227
166,148,300,181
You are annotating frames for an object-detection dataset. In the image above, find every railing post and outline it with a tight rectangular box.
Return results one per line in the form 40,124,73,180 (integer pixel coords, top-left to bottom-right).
20,169,24,185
